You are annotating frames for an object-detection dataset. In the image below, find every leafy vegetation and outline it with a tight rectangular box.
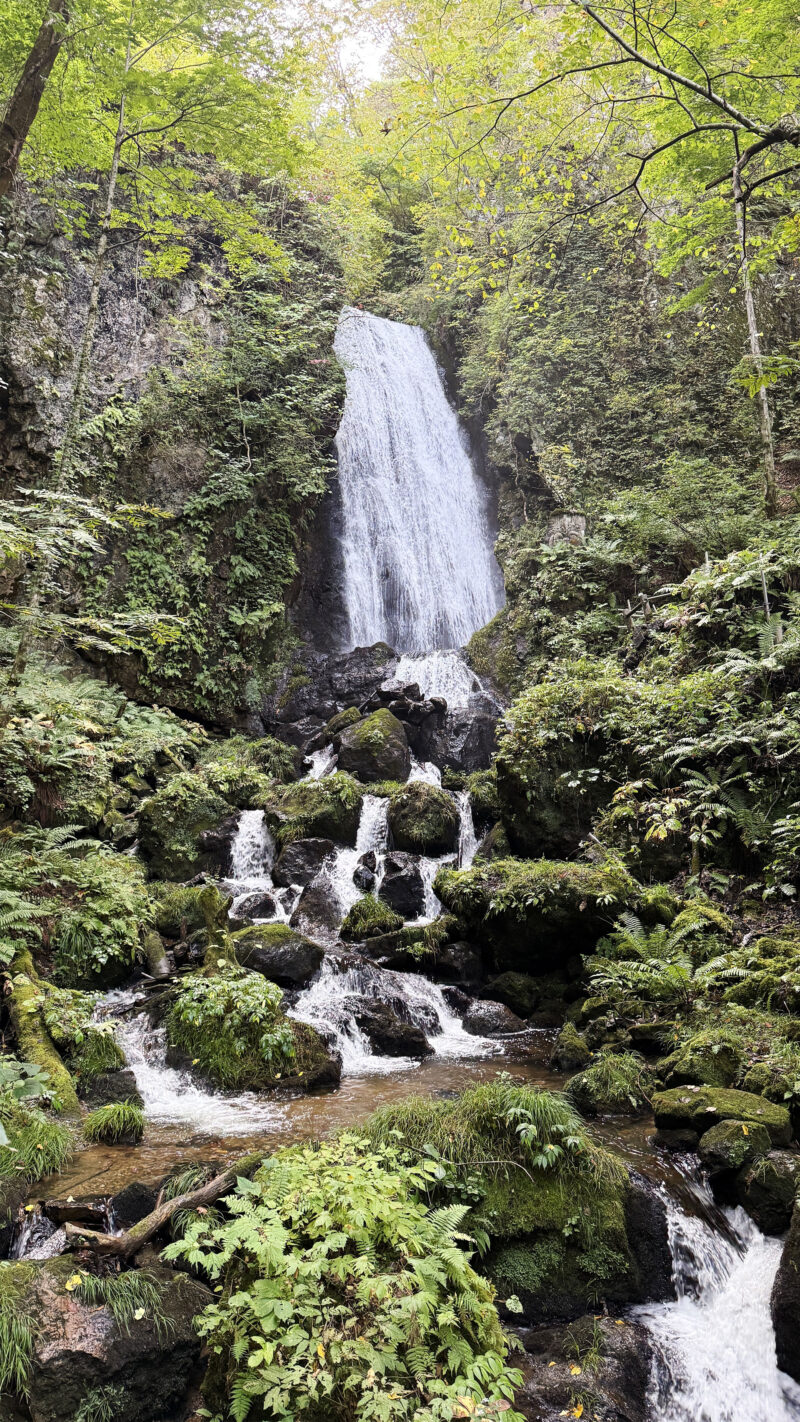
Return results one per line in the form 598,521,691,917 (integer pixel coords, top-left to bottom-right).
166,969,296,1090
83,1100,145,1146
340,894,403,941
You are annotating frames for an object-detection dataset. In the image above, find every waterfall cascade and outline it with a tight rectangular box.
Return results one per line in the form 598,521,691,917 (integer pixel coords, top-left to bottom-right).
333,309,504,653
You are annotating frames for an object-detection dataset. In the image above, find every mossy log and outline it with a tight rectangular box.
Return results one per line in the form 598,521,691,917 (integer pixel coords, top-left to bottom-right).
7,952,79,1115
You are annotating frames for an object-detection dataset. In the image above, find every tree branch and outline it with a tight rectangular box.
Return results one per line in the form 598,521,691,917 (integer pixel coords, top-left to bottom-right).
64,1163,241,1259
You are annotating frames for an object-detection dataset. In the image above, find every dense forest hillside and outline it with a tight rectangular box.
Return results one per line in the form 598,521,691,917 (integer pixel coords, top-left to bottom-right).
1,3,799,1421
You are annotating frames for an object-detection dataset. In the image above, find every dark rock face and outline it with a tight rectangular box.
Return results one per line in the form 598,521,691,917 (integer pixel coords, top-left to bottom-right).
379,852,425,919
260,644,400,746
196,814,241,876
229,890,277,922
463,1000,527,1036
514,1315,652,1422
482,971,540,1019
17,1257,212,1422
80,1069,144,1110
773,1202,800,1382
343,997,432,1058
336,709,411,783
736,1151,800,1234
624,1173,674,1304
290,879,343,937
111,1181,159,1231
234,924,324,987
431,941,484,989
272,837,335,887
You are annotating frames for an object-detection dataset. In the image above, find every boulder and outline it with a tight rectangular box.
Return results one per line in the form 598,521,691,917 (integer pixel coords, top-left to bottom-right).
651,1087,792,1146
463,1000,527,1036
549,1022,591,1073
482,972,540,1019
336,709,411,783
340,895,403,941
566,1053,653,1117
137,776,232,880
265,773,364,848
431,941,484,989
514,1314,651,1422
233,923,324,987
229,890,277,922
272,837,335,888
345,998,432,1058
111,1181,158,1231
8,1256,212,1422
80,1069,144,1111
735,1151,800,1234
660,1030,742,1089
378,852,426,919
698,1119,771,1175
387,782,459,855
290,879,343,937
772,1201,800,1382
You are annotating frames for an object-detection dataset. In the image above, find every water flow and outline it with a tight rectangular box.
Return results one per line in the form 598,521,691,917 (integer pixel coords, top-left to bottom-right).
334,309,503,653
290,958,494,1075
638,1195,800,1421
325,794,391,918
306,745,337,780
226,809,296,923
457,792,479,868
393,651,483,707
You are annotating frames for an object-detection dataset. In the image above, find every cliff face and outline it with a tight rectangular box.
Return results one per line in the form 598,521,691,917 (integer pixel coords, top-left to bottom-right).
0,181,346,727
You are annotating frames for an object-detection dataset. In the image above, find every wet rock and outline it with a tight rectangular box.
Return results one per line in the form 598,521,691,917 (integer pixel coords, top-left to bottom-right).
229,890,277,922
353,861,376,892
0,1178,27,1258
698,1119,771,1175
336,709,411,783
137,782,232,881
483,971,540,1019
736,1151,800,1234
378,851,425,919
196,814,241,875
80,1069,144,1111
431,941,484,989
661,1029,742,1089
652,1127,701,1152
387,781,459,855
549,1022,591,1073
463,1000,527,1036
629,1020,676,1056
290,879,342,937
9,1256,212,1422
772,1201,800,1382
625,1172,674,1304
43,1199,109,1229
343,998,432,1057
260,644,399,745
514,1314,650,1422
442,985,472,1014
651,1086,792,1145
233,923,324,987
272,837,335,888
111,1181,158,1230
340,895,403,941
474,821,511,863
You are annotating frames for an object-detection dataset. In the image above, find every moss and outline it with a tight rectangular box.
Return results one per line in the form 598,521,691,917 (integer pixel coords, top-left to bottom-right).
484,972,541,1019
151,882,218,939
434,857,640,970
386,781,459,855
698,1119,771,1173
340,895,404,941
137,772,230,879
550,1021,591,1073
474,821,511,863
336,709,411,784
6,953,79,1114
265,772,364,848
659,1028,743,1089
323,707,362,738
652,1086,792,1144
566,1053,653,1117
465,770,500,822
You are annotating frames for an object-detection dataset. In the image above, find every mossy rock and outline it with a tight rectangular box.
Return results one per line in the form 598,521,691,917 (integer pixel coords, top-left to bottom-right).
336,709,411,784
465,769,500,823
550,1021,591,1073
232,923,324,987
474,821,511,863
323,706,362,739
137,774,230,880
566,1053,653,1117
387,781,459,855
265,773,364,848
652,1087,792,1145
434,857,640,970
151,883,223,939
698,1119,771,1174
660,1029,743,1090
736,1152,800,1234
482,972,540,1019
340,895,403,941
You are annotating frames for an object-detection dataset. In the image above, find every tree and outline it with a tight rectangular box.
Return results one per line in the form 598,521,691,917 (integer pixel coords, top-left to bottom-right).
0,0,68,198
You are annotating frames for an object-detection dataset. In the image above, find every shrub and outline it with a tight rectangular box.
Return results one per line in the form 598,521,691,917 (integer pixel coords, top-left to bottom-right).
41,988,124,1081
340,894,403,940
387,781,459,855
164,1133,523,1422
83,1100,145,1146
566,1053,654,1116
0,1099,72,1182
166,969,295,1089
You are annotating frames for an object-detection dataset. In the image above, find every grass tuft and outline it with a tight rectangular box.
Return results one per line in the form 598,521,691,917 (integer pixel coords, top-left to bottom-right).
83,1100,144,1145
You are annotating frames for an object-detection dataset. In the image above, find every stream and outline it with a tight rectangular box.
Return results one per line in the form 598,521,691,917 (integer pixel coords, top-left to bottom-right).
28,308,800,1420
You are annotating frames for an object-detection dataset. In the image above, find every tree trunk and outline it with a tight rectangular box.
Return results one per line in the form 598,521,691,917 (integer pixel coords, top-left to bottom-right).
0,1,69,199
732,162,779,517
64,1164,245,1258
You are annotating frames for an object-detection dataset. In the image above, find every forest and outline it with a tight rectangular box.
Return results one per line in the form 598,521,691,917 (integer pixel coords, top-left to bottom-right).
0,2,799,1420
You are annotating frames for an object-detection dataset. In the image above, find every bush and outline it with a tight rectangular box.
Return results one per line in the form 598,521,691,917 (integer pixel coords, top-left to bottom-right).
166,969,296,1089
566,1053,653,1116
0,1097,72,1183
340,894,403,940
84,1100,145,1145
164,1133,523,1422
41,989,124,1082
264,772,364,848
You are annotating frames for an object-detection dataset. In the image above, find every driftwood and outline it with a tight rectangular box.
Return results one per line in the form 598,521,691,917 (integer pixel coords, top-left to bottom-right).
64,1164,240,1259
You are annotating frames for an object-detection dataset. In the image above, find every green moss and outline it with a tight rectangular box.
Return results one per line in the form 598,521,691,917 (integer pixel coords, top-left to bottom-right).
698,1119,771,1172
566,1053,653,1117
265,772,364,848
465,769,500,822
137,772,230,879
386,781,459,855
340,895,404,941
652,1086,792,1144
323,707,362,738
336,709,411,784
150,882,215,939
660,1028,743,1089
7,954,79,1114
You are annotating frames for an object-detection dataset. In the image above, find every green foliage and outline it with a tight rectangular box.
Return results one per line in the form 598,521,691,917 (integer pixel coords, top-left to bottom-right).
0,1264,35,1397
0,1098,72,1182
40,987,124,1081
164,1131,523,1422
266,772,364,848
83,1100,145,1146
565,1053,653,1117
340,894,403,941
387,781,460,855
166,969,295,1090
74,1270,171,1340
75,1386,127,1422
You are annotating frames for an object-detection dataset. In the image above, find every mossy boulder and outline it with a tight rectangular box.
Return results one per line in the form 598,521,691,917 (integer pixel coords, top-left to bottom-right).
550,1021,591,1073
698,1119,771,1174
336,709,411,783
474,821,511,863
465,769,500,823
387,781,459,855
660,1029,743,1089
736,1151,800,1234
150,883,223,940
434,857,640,971
482,971,540,1019
652,1086,792,1145
566,1053,653,1117
340,895,404,941
265,773,364,848
233,923,325,987
773,1202,800,1382
137,773,230,880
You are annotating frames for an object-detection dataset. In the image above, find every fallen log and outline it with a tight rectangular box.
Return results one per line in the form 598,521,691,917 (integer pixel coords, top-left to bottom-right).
64,1162,245,1259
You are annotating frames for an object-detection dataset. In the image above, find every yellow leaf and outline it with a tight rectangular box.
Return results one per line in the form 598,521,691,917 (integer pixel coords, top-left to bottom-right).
569,1364,582,1376
317,1343,325,1360
64,1274,84,1293
572,1407,584,1419
742,1125,749,1135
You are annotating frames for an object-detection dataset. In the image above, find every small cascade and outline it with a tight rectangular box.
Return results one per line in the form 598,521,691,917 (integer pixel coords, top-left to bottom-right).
226,809,296,924
457,792,478,868
408,756,443,786
290,957,494,1075
11,1207,66,1261
305,745,337,780
100,992,285,1133
393,651,483,707
323,795,391,919
638,1194,800,1421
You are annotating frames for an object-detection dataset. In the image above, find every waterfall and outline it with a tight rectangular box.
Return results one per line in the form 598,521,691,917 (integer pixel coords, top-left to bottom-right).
226,809,297,924
637,1194,800,1420
394,651,484,706
457,792,479,868
333,308,504,654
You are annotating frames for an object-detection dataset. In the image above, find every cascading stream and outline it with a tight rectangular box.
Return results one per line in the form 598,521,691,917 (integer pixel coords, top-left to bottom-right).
333,309,504,653
637,1193,800,1421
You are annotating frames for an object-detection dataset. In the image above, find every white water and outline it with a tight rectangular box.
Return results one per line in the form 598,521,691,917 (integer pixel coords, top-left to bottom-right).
290,957,494,1075
226,809,299,924
393,651,483,707
639,1195,800,1421
306,744,337,779
334,309,503,653
457,791,479,868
